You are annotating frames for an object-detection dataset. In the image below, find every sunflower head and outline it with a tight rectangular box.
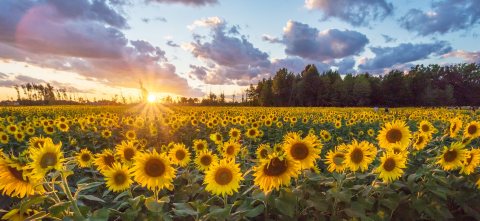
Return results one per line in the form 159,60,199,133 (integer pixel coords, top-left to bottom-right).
115,140,138,164
325,147,347,173
132,150,176,191
195,150,218,171
76,148,94,168
204,159,243,196
253,152,300,193
168,143,191,167
256,144,271,160
375,151,406,183
94,149,117,172
192,139,208,153
103,162,133,192
464,121,480,139
229,128,241,140
283,132,321,169
377,120,411,149
436,142,468,171
222,140,241,159
461,149,480,175
0,155,44,198
28,138,64,179
344,140,377,172
449,118,462,138
413,133,429,151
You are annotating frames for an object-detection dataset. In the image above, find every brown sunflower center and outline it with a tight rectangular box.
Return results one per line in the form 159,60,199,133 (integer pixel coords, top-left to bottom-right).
60,124,66,129
8,166,26,181
383,158,396,172
124,148,135,161
333,153,345,165
113,171,127,185
226,146,235,155
421,125,429,132
263,157,287,176
466,153,474,165
451,124,457,132
175,150,186,160
214,168,233,185
386,129,402,143
47,127,54,132
104,155,115,168
443,150,458,163
260,149,268,158
232,131,238,137
200,155,212,166
290,142,309,160
248,129,256,136
350,148,364,164
40,152,58,168
196,144,204,151
144,158,165,177
1,135,7,140
81,153,91,162
416,136,424,145
216,134,222,141
468,125,477,135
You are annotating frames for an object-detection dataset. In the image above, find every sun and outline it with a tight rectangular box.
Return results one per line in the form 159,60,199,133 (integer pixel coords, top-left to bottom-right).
147,94,157,103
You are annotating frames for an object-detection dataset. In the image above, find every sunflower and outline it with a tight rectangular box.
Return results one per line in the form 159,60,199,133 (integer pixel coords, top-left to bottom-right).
0,155,43,198
324,146,347,173
436,142,467,171
103,162,133,192
229,128,241,141
209,132,223,145
115,140,138,165
464,121,480,139
344,140,377,172
460,149,480,175
13,132,25,142
245,127,260,139
375,151,406,183
1,209,39,221
283,132,321,169
449,118,462,138
222,140,241,159
0,132,9,144
43,126,55,135
25,127,35,136
125,130,137,140
253,153,300,193
28,139,64,179
367,129,375,137
377,120,411,149
101,129,112,138
76,148,94,168
94,149,116,172
256,144,271,160
6,124,18,135
418,120,434,136
412,133,429,151
168,143,191,167
132,150,176,191
204,159,243,196
56,122,69,132
192,139,208,153
319,130,332,142
195,150,218,171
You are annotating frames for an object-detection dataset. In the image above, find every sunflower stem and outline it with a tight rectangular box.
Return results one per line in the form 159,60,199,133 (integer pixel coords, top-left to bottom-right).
223,194,228,207
60,172,84,219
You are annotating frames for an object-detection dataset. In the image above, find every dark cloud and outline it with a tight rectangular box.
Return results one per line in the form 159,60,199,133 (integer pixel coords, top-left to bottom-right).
261,34,281,43
442,50,480,63
281,21,369,61
188,65,208,80
335,57,356,73
0,74,89,93
0,72,8,79
146,0,218,6
381,34,396,43
166,40,180,47
359,41,452,72
305,0,393,26
141,16,167,23
399,0,480,36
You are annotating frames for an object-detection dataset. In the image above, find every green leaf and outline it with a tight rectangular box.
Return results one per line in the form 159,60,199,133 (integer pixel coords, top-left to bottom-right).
274,190,296,217
208,205,232,220
145,197,165,213
24,211,48,221
173,202,198,217
90,208,110,221
245,204,264,218
306,199,329,212
48,201,71,216
20,196,46,214
81,195,105,203
113,191,130,202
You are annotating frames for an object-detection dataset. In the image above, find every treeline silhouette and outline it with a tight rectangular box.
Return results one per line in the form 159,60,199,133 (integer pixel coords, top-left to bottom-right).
243,63,480,107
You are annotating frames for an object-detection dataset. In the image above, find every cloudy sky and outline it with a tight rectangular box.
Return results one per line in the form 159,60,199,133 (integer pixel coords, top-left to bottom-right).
0,0,479,100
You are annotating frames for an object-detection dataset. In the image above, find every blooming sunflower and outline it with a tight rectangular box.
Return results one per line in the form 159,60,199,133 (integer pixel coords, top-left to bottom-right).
204,159,243,196
192,139,208,153
43,126,55,135
125,130,137,140
344,140,377,172
115,140,138,165
253,153,300,193
375,151,406,183
101,129,112,139
436,142,467,171
56,122,69,132
464,121,480,139
28,139,64,179
0,132,9,144
460,149,480,175
412,133,429,151
377,120,411,149
229,128,241,141
94,149,116,172
245,127,260,139
256,144,271,160
132,150,176,191
103,162,133,192
418,120,434,136
449,118,462,138
209,132,223,145
222,140,241,159
194,150,218,171
324,146,347,173
283,132,321,169
76,148,94,168
168,143,191,167
0,155,43,198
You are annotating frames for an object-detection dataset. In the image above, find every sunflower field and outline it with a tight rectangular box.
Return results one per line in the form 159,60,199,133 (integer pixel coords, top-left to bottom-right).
0,105,479,220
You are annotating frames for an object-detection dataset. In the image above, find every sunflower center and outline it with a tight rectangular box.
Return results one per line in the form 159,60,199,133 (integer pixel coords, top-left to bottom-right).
421,125,429,132
226,146,235,155
175,150,186,160
124,148,135,161
232,131,238,137
104,155,115,168
216,134,222,141
40,152,57,168
383,158,396,172
1,135,7,140
350,148,364,164
260,149,268,158
443,150,458,163
290,142,309,160
47,127,54,132
466,153,474,165
8,166,26,181
416,136,424,145
113,171,127,185
200,155,212,166
263,157,288,176
81,153,91,162
144,158,165,177
468,125,477,135
196,144,204,151
249,129,256,136
333,153,345,165
214,168,233,185
386,129,402,143
452,124,457,132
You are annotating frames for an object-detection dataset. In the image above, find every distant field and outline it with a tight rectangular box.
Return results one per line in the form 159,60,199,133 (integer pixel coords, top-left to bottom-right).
0,105,479,220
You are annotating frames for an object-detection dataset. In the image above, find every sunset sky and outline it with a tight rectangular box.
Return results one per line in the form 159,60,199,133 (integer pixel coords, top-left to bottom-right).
1,0,479,101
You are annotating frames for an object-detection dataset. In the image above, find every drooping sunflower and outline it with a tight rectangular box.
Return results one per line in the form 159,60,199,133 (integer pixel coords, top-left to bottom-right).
460,149,480,175
132,150,176,191
412,133,429,151
375,151,406,183
449,118,462,138
192,139,208,153
103,162,133,192
464,121,480,139
222,140,241,159
194,150,218,171
229,128,241,141
436,142,468,171
377,120,411,149
204,159,243,196
0,155,43,198
324,146,347,173
94,149,117,172
76,148,94,168
256,144,271,160
253,153,300,193
283,132,321,169
344,140,377,172
168,143,191,167
27,136,51,149
28,139,64,179
418,120,435,136
115,140,138,165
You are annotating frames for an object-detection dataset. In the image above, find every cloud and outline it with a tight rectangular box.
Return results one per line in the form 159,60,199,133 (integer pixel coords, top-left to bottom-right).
305,0,393,26
0,74,89,93
0,72,8,79
261,34,281,43
399,0,480,36
146,0,218,6
335,57,356,73
166,40,180,47
280,20,369,61
442,50,480,63
359,41,452,72
141,16,167,23
381,34,396,43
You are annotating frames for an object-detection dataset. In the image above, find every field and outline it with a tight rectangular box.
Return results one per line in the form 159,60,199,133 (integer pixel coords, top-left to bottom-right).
0,105,479,220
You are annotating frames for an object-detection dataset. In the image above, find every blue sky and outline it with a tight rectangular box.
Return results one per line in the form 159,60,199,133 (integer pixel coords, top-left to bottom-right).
0,0,479,100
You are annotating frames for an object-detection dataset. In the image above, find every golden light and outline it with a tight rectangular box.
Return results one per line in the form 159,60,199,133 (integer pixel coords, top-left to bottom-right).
147,94,157,103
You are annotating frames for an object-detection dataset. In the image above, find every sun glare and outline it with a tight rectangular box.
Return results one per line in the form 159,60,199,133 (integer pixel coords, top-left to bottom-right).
147,94,157,103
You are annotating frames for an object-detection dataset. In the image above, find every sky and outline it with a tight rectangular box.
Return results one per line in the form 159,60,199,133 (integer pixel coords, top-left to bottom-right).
0,0,479,101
